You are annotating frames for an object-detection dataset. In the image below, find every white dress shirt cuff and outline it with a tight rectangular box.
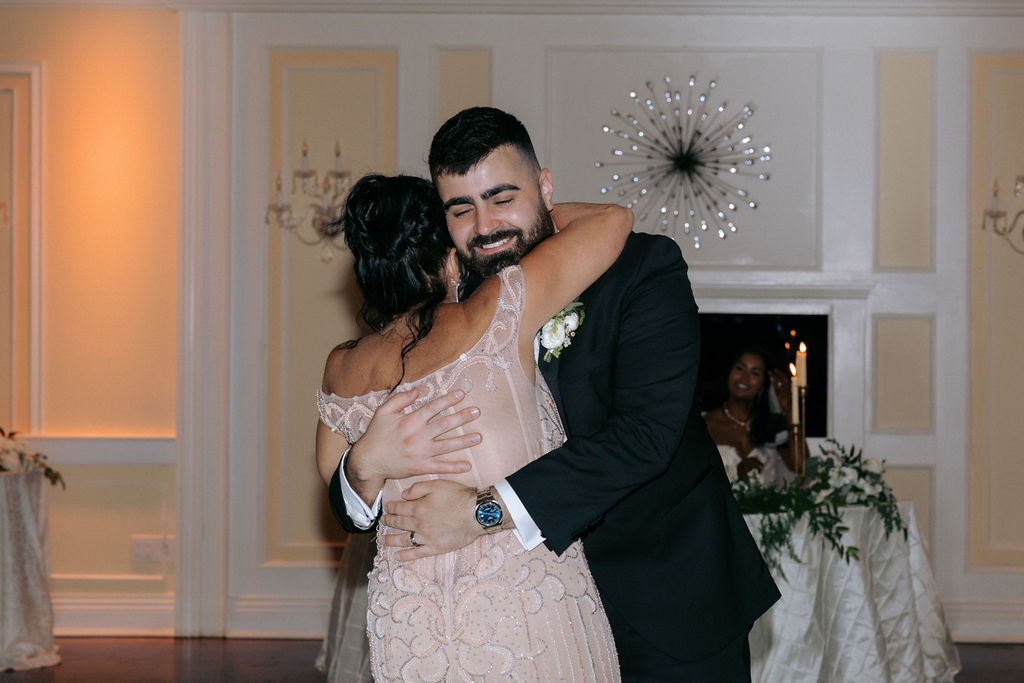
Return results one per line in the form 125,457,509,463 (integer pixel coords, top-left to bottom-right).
493,478,545,551
337,448,383,530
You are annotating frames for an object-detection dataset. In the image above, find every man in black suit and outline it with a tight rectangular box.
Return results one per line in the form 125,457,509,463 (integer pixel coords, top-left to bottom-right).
330,107,779,680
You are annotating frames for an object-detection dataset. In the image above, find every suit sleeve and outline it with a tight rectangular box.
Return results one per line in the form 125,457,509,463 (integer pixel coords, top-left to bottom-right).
328,458,381,534
505,245,701,555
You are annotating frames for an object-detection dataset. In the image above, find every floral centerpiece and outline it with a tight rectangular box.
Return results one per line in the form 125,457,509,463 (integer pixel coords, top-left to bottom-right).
730,438,905,576
0,426,65,488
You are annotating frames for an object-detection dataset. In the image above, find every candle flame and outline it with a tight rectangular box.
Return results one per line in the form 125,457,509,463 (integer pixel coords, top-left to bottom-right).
789,362,797,376
301,140,308,156
335,141,341,156
993,180,999,197
275,175,282,190
798,342,807,353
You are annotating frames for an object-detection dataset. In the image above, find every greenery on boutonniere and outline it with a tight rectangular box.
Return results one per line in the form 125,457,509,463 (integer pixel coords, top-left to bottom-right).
730,438,905,577
540,301,585,362
0,425,65,489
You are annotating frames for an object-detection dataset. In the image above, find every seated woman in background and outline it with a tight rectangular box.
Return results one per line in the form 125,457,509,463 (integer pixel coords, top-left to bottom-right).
703,345,801,488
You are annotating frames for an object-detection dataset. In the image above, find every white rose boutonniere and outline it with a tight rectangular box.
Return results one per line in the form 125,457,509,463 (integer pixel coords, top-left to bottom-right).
540,301,585,362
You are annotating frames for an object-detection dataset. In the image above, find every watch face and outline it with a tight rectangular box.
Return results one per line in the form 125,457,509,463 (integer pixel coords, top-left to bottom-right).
476,501,503,528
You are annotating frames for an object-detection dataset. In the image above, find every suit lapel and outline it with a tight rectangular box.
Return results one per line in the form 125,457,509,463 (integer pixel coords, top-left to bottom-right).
538,346,566,423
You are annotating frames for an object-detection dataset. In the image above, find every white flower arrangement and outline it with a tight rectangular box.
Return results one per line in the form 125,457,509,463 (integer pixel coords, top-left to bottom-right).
540,301,584,362
732,438,904,576
0,426,65,488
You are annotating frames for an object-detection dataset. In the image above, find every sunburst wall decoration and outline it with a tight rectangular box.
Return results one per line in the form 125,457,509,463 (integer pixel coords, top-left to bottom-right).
596,75,771,248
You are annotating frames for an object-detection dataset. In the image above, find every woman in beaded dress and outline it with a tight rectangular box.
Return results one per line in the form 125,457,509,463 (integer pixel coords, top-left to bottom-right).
315,173,630,682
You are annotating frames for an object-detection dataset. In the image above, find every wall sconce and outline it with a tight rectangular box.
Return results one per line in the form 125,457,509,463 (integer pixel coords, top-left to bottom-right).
982,177,1024,254
265,140,351,262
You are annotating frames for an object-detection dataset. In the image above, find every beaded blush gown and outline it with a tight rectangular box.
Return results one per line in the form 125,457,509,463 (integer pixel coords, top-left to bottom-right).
318,266,619,682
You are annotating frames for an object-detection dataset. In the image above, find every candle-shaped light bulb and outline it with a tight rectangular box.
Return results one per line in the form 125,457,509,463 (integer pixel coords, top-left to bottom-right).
796,342,807,387
334,141,343,172
275,174,284,206
301,140,309,172
789,363,800,424
991,180,999,213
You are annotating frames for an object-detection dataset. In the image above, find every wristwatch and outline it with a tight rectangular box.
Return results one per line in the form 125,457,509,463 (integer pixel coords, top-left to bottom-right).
474,489,503,529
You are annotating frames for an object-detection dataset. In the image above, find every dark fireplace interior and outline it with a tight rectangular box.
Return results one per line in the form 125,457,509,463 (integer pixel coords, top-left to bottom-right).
698,313,828,437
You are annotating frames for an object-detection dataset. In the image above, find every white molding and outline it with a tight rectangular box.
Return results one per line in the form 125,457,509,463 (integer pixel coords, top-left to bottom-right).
227,595,331,638
947,600,1024,643
0,61,42,431
691,274,875,301
19,435,175,465
176,9,233,637
52,594,175,636
4,0,1024,16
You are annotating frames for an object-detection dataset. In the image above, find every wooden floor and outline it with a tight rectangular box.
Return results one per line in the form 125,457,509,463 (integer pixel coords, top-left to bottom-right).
2,638,1021,681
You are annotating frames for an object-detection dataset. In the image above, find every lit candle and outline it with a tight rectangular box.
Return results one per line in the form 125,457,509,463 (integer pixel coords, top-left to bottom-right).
789,363,800,424
991,180,1000,214
275,175,284,206
334,141,343,173
796,342,807,387
301,140,309,173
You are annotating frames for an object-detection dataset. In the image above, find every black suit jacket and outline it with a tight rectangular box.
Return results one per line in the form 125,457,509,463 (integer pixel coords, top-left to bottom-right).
505,232,778,661
329,232,779,661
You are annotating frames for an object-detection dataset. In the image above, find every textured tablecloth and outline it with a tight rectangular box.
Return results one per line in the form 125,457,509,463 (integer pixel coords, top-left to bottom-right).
746,503,960,683
0,471,60,671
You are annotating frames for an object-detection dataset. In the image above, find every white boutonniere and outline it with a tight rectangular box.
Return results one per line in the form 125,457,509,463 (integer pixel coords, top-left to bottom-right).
540,301,585,362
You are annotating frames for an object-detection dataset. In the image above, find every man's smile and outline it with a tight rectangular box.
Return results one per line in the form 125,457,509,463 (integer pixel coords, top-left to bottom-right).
477,236,513,251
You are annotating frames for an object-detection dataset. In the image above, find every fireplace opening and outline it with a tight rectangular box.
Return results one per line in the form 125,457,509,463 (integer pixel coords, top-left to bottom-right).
698,313,828,437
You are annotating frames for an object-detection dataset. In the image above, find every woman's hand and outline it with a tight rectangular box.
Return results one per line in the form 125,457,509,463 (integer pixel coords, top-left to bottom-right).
770,368,792,414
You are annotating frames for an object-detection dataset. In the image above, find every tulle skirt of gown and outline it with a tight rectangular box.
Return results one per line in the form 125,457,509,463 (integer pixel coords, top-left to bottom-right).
316,532,374,683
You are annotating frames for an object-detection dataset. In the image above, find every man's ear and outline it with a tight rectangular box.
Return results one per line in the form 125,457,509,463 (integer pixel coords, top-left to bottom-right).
539,168,554,211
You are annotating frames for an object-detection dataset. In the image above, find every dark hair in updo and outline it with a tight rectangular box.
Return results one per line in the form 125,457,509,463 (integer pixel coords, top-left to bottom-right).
336,173,452,387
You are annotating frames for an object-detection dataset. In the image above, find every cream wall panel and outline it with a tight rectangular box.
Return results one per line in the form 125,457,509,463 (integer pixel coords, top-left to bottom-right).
876,51,933,270
265,50,396,563
48,463,175,594
548,47,820,268
436,48,492,127
873,316,933,433
0,8,178,436
884,465,932,549
969,55,1024,568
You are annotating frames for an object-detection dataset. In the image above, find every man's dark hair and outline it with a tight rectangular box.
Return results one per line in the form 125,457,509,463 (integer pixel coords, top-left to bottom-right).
428,107,540,180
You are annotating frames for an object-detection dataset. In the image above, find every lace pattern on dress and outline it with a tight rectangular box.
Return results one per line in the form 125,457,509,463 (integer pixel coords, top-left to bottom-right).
317,266,526,445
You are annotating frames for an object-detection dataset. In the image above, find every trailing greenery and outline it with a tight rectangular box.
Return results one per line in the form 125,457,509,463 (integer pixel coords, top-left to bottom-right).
0,425,65,489
732,438,906,577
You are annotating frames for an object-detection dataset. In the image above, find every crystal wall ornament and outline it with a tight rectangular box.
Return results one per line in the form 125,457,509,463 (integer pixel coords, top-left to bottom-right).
596,75,771,249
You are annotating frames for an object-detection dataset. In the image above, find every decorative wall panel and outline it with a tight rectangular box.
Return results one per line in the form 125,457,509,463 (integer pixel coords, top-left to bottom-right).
436,48,491,127
265,49,397,563
969,54,1024,568
876,51,933,270
873,316,933,433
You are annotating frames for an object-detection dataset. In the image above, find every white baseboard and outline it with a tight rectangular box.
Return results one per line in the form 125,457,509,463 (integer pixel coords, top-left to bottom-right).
946,600,1024,643
51,593,1022,643
226,595,331,639
52,594,175,636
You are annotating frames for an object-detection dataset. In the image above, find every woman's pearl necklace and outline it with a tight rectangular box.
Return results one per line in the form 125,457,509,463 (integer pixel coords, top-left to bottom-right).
722,404,751,431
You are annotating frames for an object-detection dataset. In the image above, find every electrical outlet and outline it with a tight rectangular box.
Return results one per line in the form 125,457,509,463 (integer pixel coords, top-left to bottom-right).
130,535,175,563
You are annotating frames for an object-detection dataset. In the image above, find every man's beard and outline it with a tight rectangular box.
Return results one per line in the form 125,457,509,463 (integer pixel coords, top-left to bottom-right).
457,201,556,278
